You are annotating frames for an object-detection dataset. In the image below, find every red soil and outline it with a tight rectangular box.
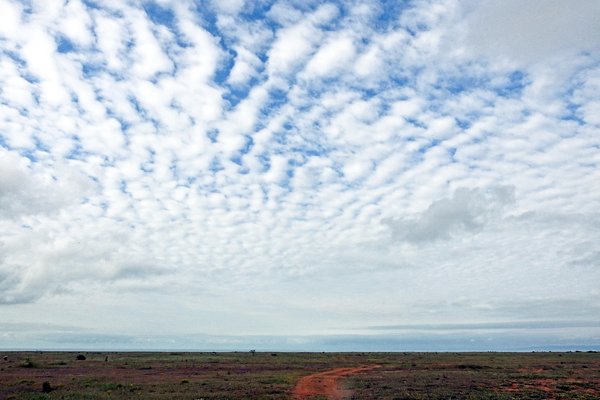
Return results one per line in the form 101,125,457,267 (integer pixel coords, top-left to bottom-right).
292,365,380,400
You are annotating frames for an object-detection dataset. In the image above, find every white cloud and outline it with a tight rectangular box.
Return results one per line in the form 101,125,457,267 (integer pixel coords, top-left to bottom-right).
211,0,245,15
20,28,71,106
129,10,173,79
0,58,36,109
228,46,262,86
94,11,129,70
354,44,383,78
267,2,304,26
267,22,318,77
175,6,222,81
0,0,21,40
343,156,373,183
304,35,356,78
262,154,288,184
267,3,339,77
58,0,93,47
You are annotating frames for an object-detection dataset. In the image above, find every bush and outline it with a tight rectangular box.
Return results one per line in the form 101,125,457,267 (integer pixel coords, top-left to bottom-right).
41,382,53,393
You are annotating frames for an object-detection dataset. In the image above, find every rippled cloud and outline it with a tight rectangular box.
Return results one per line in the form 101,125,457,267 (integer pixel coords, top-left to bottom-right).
0,0,599,350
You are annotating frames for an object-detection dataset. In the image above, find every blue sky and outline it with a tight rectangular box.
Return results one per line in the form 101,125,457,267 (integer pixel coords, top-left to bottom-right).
1,0,599,351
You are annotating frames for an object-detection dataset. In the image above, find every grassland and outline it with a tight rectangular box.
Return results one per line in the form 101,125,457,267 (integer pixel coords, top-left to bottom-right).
0,351,598,399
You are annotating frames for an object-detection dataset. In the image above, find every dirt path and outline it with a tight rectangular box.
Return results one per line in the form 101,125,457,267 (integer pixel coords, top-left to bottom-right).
292,365,380,400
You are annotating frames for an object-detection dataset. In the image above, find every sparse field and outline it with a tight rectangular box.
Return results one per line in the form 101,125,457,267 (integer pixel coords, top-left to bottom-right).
0,351,598,399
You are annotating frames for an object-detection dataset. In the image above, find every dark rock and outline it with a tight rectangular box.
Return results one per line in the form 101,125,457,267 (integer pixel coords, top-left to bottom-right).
76,354,87,361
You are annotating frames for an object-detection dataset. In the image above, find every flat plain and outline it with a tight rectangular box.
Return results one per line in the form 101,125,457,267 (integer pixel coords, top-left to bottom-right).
1,351,598,399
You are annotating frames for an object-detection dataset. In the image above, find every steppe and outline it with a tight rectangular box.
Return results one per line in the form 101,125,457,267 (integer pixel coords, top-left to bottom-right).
1,351,599,399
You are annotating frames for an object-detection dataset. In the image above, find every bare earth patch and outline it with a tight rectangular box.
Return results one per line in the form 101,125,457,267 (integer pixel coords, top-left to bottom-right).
292,365,381,400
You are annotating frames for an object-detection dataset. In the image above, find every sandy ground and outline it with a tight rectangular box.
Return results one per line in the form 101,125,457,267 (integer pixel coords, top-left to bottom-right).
292,365,380,400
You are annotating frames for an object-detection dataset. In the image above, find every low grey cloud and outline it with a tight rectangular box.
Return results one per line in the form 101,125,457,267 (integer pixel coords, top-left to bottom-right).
0,321,84,333
108,262,170,281
385,186,515,244
368,320,600,331
482,297,600,322
0,266,35,305
0,229,171,305
464,0,600,64
569,251,600,268
0,148,92,219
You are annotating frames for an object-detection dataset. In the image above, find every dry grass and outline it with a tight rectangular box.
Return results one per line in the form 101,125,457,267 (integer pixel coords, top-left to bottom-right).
0,351,598,399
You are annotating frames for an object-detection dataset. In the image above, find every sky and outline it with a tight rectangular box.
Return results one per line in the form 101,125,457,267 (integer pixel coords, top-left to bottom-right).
0,0,599,351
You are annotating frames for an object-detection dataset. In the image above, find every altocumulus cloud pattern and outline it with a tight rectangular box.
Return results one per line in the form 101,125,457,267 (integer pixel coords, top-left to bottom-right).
0,0,599,350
